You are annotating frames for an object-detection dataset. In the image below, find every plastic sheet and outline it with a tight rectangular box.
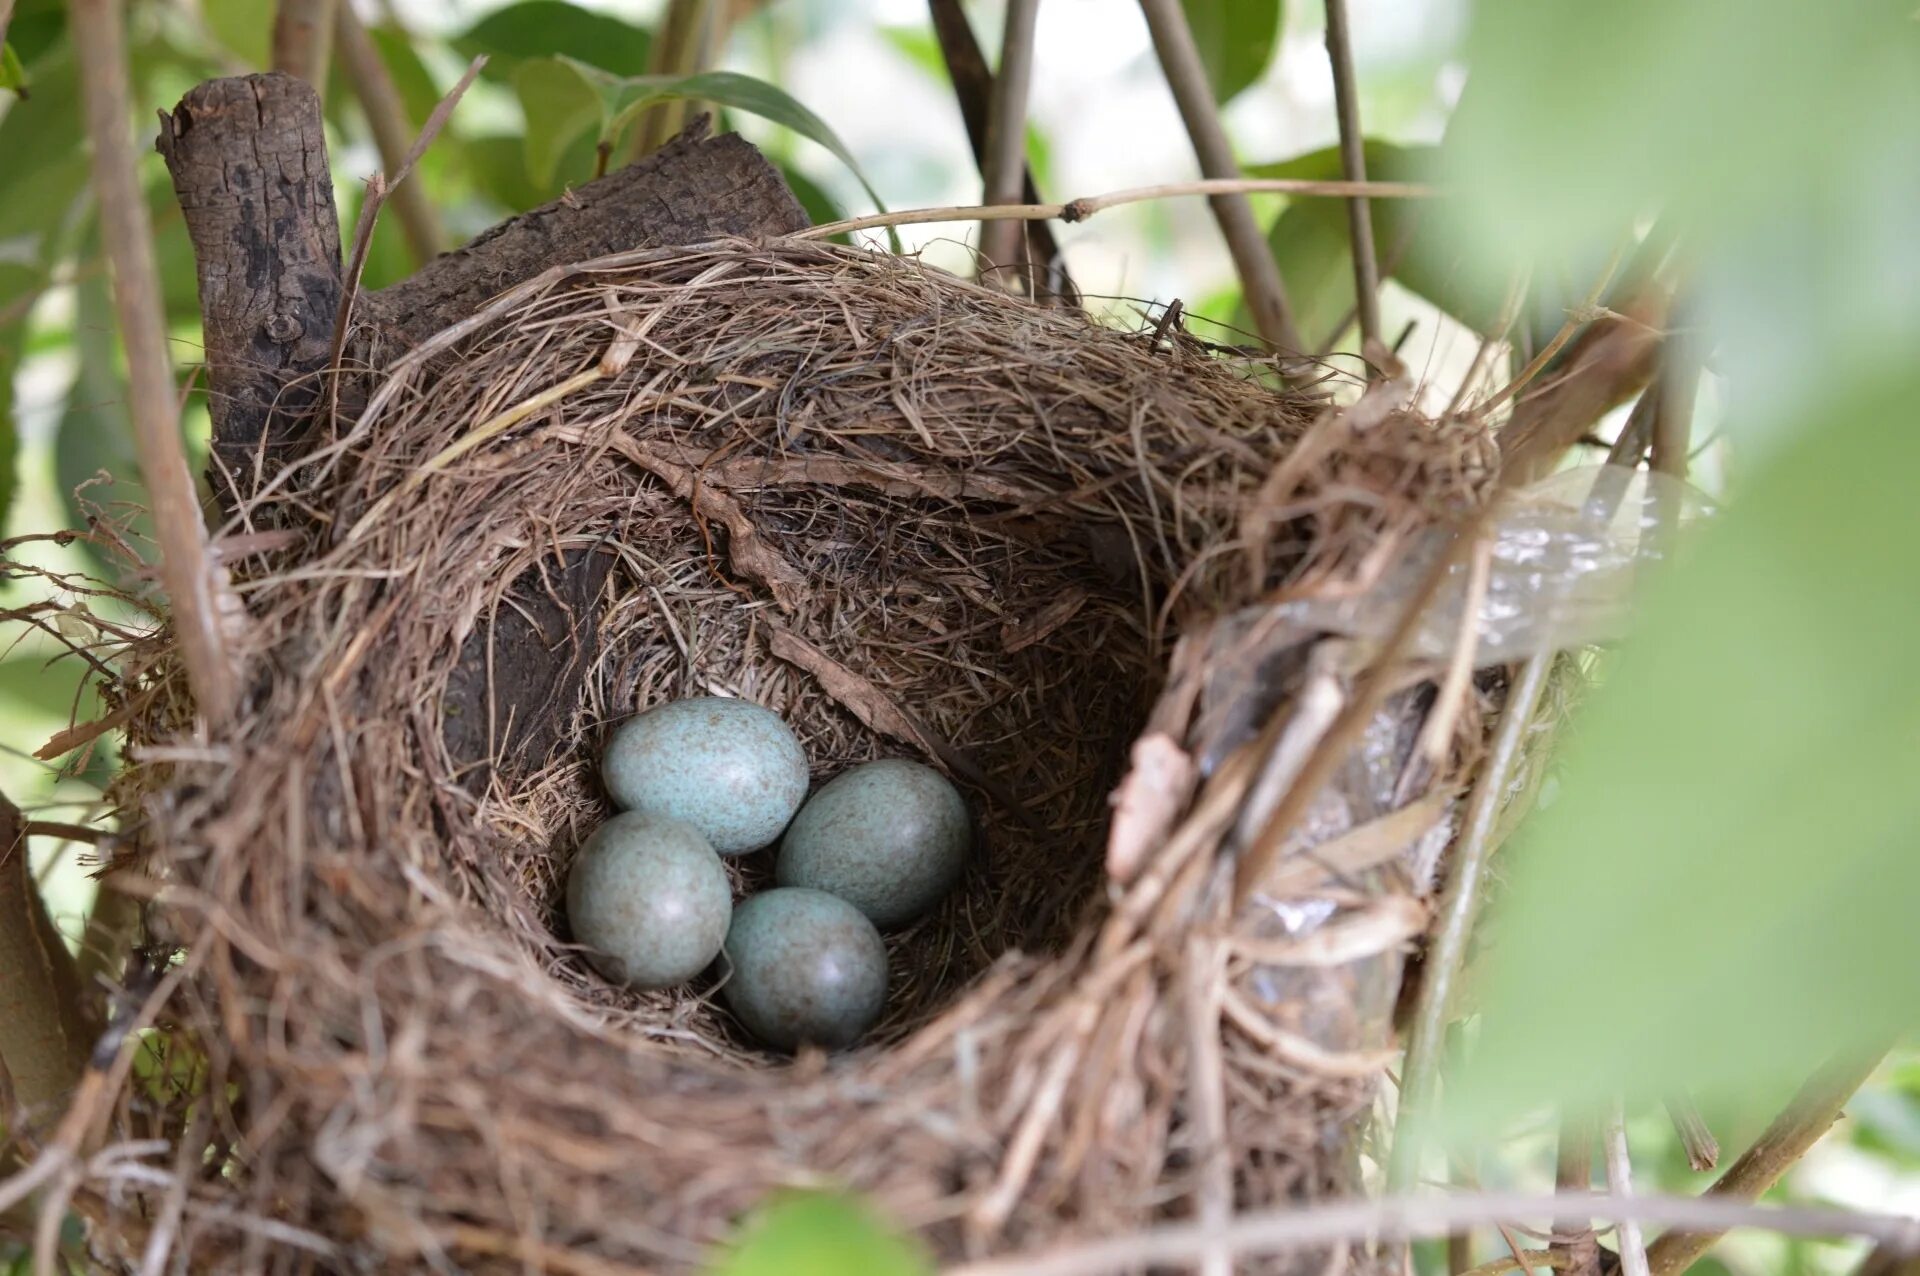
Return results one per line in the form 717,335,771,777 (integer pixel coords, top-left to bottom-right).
1276,464,1714,665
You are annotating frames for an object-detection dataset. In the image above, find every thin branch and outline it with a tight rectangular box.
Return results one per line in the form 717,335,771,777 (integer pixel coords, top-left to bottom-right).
978,0,1040,279
1137,0,1305,354
1322,0,1381,356
1604,1105,1652,1276
0,0,16,56
1476,244,1626,420
1649,336,1700,482
271,0,339,87
633,0,713,156
1645,1049,1889,1276
335,2,444,265
926,0,1076,303
800,175,1438,242
1388,653,1556,1191
1664,1092,1721,1173
945,1189,1920,1276
1551,1113,1603,1276
72,0,240,725
1460,1254,1576,1276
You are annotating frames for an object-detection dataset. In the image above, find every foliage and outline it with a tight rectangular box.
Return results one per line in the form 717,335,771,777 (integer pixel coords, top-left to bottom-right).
709,1193,930,1276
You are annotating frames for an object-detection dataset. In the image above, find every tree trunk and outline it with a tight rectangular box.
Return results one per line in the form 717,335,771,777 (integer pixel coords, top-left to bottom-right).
158,73,809,779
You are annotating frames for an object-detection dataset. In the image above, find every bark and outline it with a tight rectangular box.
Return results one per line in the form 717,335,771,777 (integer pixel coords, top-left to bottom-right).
159,74,808,780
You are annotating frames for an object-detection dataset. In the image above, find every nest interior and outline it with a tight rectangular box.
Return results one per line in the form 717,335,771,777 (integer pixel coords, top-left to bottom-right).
99,240,1492,1270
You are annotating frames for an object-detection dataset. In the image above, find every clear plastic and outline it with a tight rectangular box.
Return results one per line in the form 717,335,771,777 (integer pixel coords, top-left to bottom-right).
1274,464,1713,665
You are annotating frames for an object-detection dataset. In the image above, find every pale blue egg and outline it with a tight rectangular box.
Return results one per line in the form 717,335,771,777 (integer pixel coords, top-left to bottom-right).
775,759,969,928
565,811,732,989
602,697,808,855
722,888,888,1050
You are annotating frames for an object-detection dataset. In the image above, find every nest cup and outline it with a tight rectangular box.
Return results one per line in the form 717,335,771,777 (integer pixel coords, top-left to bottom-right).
105,240,1484,1269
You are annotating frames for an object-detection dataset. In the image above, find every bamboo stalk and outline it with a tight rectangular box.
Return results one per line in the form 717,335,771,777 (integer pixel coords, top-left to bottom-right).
1137,0,1305,355
72,0,240,725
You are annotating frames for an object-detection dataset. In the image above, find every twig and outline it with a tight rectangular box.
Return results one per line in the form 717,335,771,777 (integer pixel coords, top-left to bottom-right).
335,2,445,265
1665,1092,1721,1172
1604,1105,1652,1276
1460,1254,1576,1276
978,0,1040,279
1475,244,1625,421
1645,1049,1889,1276
1551,1114,1602,1276
1388,653,1556,1191
271,0,338,87
1137,0,1305,354
74,873,140,1005
22,821,103,844
632,0,713,156
1322,0,1381,357
0,0,16,55
1649,335,1700,482
945,1189,1920,1276
72,0,240,725
1185,937,1231,1276
800,175,1438,243
927,0,1076,303
326,54,485,388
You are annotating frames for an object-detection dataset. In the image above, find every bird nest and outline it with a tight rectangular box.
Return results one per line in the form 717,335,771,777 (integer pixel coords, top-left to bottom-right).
59,239,1502,1271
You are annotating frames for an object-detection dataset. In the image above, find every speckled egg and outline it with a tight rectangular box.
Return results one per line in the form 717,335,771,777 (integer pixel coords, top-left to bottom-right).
722,888,889,1050
602,697,809,855
775,759,970,928
565,811,731,989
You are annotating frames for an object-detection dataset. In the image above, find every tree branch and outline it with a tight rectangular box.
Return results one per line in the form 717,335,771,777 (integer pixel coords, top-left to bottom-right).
978,0,1039,280
1644,1050,1888,1276
926,0,1076,303
1322,0,1381,357
1136,0,1305,355
334,2,444,266
271,0,339,89
74,0,241,725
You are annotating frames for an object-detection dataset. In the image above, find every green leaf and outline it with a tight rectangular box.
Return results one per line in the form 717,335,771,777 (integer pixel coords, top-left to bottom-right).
1,44,27,95
200,0,271,68
456,1,651,81
1446,367,1920,1131
779,163,846,236
710,1194,930,1276
511,56,607,188
465,133,552,213
1180,0,1283,105
0,334,18,532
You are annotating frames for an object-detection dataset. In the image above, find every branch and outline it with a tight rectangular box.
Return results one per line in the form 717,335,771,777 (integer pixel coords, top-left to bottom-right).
945,1190,1920,1276
1552,1114,1604,1276
1388,653,1556,1189
977,0,1039,279
334,2,444,265
74,0,241,725
1136,0,1306,355
926,0,1076,303
1322,0,1381,357
0,795,90,1122
1645,1050,1889,1276
1604,1106,1653,1276
799,175,1438,242
270,0,339,88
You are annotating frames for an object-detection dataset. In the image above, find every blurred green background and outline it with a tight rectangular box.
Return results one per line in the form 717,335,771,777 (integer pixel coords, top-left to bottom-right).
2,2,1916,1273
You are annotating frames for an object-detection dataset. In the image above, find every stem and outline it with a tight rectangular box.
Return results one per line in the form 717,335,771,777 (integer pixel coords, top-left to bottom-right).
798,175,1437,243
946,1189,1920,1276
72,0,240,726
1136,0,1306,355
1649,336,1700,482
0,795,90,1122
633,0,712,156
1551,1114,1602,1276
335,2,444,265
1388,654,1556,1192
1603,1105,1652,1276
978,0,1040,281
1645,1050,1888,1276
1322,0,1381,356
270,0,339,88
1664,1091,1721,1173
